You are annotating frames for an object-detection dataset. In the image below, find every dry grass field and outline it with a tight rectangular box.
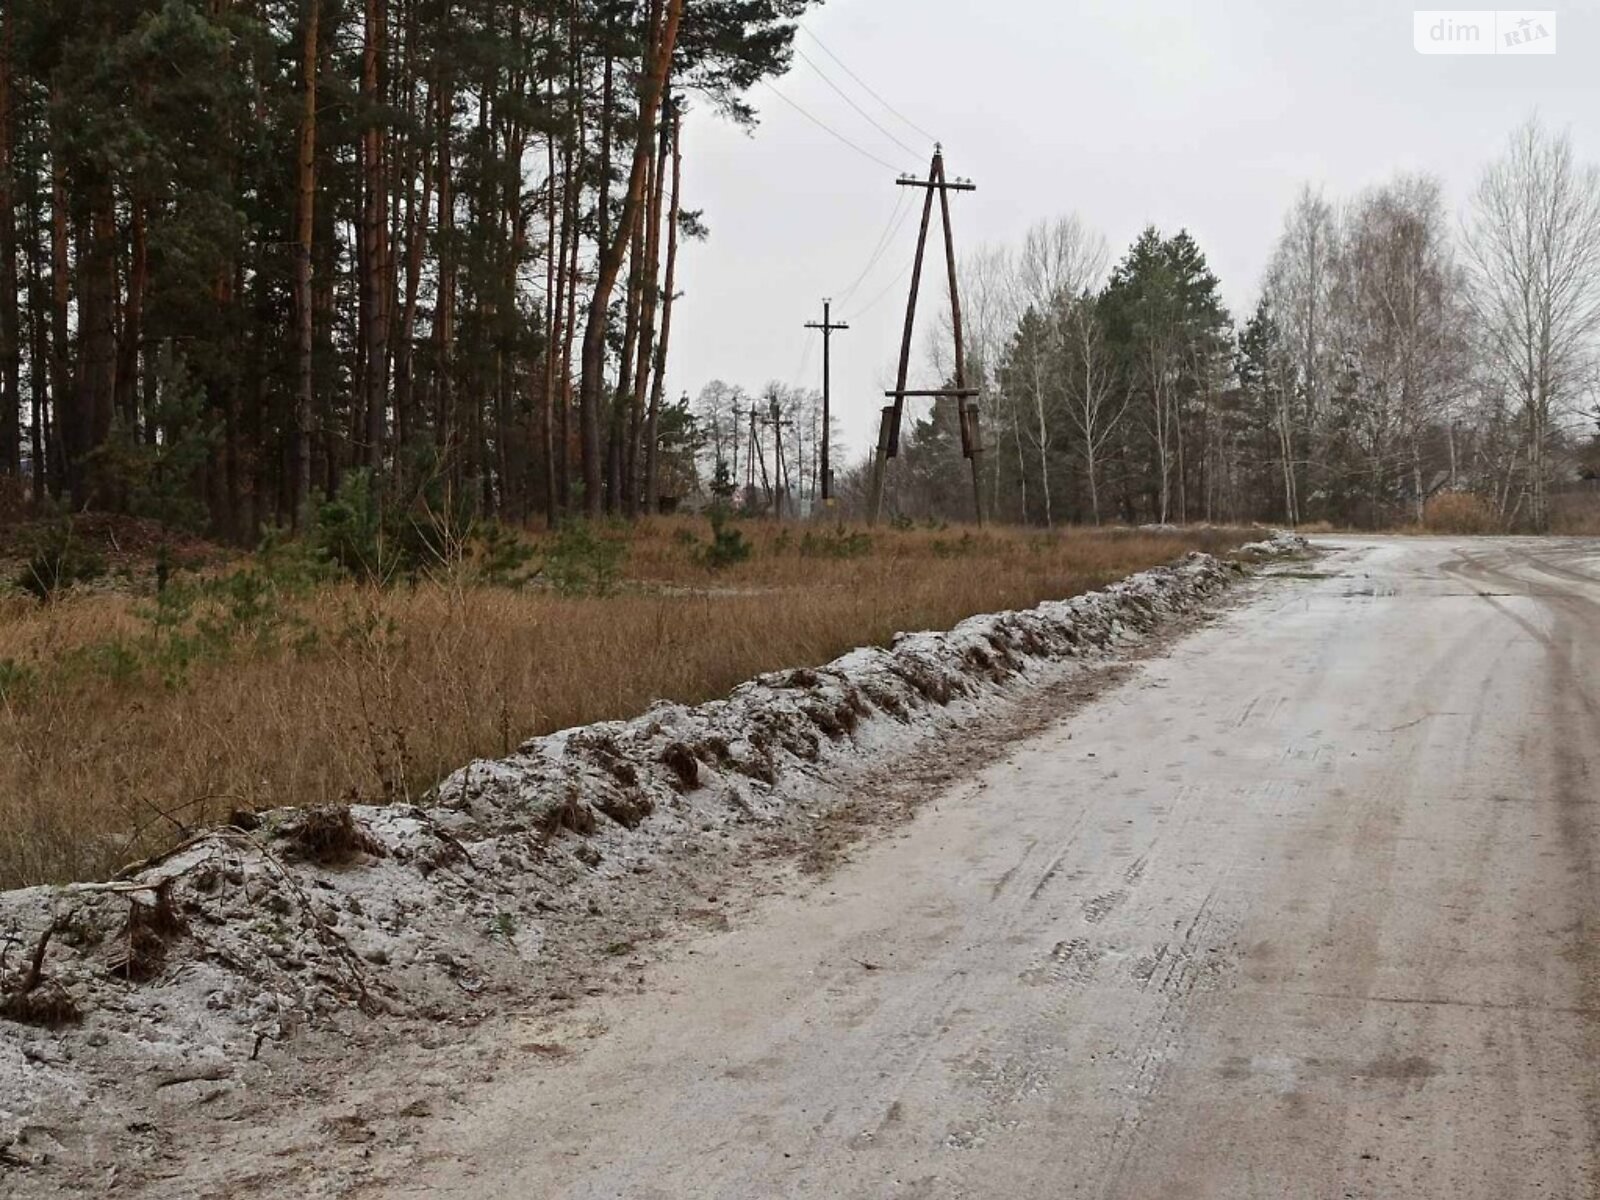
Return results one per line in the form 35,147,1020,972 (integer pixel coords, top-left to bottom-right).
0,517,1255,888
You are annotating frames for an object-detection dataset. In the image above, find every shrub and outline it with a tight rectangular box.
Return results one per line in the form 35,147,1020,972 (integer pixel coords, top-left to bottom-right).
310,466,531,586
800,525,873,560
1423,492,1500,535
931,533,980,559
542,521,626,596
15,520,106,603
311,469,401,581
470,521,537,587
40,547,326,694
708,460,737,503
0,658,36,704
694,507,753,571
81,349,217,532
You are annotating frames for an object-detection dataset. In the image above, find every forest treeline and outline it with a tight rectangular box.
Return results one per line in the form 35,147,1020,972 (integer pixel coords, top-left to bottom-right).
857,118,1600,531
0,0,814,537
3,4,1598,538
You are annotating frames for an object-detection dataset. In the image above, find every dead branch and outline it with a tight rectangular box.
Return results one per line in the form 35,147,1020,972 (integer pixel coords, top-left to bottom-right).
20,923,53,993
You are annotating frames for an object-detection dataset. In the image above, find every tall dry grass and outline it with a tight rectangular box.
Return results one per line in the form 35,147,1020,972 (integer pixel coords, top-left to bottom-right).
0,519,1253,887
1422,492,1503,535
1551,493,1600,535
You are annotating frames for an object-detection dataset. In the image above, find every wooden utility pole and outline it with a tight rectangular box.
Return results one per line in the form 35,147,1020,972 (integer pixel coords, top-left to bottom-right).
753,408,772,509
866,147,985,527
744,404,759,498
804,300,848,505
760,400,795,519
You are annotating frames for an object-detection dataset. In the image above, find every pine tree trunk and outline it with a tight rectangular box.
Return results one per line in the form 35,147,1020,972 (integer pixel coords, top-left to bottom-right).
626,94,669,516
558,134,579,514
538,86,561,526
502,125,528,520
47,101,69,500
611,177,646,513
394,70,432,458
361,0,389,472
292,0,320,526
220,267,244,538
115,199,147,441
599,46,628,514
576,0,684,517
433,65,457,478
0,4,19,477
76,186,118,507
208,0,240,534
23,178,48,500
644,98,682,513
556,0,582,516
467,80,490,512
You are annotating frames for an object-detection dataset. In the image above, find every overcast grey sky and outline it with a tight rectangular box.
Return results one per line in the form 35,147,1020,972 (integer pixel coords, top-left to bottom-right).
668,0,1599,462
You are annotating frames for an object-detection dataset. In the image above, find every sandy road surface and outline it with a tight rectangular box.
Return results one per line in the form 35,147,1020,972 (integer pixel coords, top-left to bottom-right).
374,537,1600,1200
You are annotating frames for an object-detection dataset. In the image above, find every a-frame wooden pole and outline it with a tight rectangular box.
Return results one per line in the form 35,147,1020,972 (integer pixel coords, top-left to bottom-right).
937,159,986,527
867,152,939,527
867,147,981,527
745,405,758,497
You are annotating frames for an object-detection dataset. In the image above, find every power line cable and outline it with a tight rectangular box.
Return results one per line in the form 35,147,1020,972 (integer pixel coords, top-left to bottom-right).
795,47,924,160
798,24,940,147
797,338,816,391
790,329,816,385
843,253,917,324
762,81,907,173
835,188,912,306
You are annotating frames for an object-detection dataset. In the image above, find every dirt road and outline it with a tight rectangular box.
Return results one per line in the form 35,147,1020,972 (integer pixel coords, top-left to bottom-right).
376,537,1600,1200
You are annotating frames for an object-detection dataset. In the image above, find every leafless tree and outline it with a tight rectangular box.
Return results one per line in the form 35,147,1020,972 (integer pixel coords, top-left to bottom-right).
1140,319,1185,525
694,380,744,485
952,242,1020,518
1059,294,1123,523
1338,174,1471,522
1464,117,1600,529
1012,217,1107,527
1263,186,1341,525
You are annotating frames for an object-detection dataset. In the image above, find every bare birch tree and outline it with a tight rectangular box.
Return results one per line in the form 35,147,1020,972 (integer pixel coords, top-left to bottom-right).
1060,294,1122,523
952,243,1019,518
1263,186,1341,525
1465,117,1600,529
694,380,743,484
1336,174,1471,521
1012,217,1107,527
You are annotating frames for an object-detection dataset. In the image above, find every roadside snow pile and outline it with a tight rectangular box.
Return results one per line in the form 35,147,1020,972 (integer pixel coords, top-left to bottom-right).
1237,531,1310,558
0,533,1304,1134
